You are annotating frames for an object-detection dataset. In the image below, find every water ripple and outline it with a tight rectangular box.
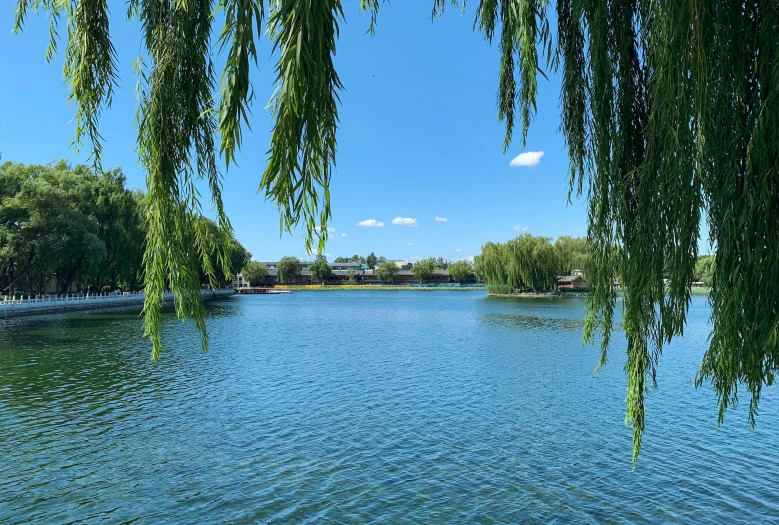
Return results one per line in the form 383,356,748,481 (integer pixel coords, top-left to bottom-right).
1,292,777,523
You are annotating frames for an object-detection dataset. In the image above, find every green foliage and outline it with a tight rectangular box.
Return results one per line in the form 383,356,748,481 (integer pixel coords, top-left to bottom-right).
335,255,364,264
486,284,514,295
309,259,331,283
15,0,779,463
694,256,715,288
448,260,473,283
554,236,589,277
375,261,398,283
472,254,484,282
412,258,434,283
553,0,779,464
366,252,378,269
346,267,356,283
241,261,269,286
434,257,450,270
262,0,342,257
92,170,145,291
480,234,560,293
197,217,251,288
559,286,588,294
0,161,246,300
0,161,107,295
276,256,302,284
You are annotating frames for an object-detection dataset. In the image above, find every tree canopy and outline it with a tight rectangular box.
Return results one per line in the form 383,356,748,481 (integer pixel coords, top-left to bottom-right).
334,255,365,264
412,258,434,283
694,256,715,288
241,261,269,286
276,256,301,284
309,259,331,284
434,257,451,270
13,0,779,463
0,161,247,300
554,236,589,277
448,260,473,283
375,261,398,283
479,234,563,294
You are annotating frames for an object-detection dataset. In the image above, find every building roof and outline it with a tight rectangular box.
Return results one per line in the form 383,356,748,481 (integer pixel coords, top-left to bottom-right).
328,262,362,267
557,275,585,283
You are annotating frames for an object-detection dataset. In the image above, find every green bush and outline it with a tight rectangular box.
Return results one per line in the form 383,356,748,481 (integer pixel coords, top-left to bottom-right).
487,284,515,295
559,286,588,293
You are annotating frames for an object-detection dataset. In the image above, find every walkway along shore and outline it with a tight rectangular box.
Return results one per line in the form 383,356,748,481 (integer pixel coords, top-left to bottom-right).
0,289,235,319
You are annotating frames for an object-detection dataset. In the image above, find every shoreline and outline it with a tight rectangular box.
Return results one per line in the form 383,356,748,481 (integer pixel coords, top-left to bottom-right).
487,292,588,299
0,289,235,319
488,286,711,299
273,285,486,292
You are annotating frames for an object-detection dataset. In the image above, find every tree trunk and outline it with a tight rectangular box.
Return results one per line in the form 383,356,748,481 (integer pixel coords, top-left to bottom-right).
7,257,15,298
58,256,85,294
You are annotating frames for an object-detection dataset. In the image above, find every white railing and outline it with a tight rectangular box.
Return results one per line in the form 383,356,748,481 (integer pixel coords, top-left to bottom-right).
0,289,234,309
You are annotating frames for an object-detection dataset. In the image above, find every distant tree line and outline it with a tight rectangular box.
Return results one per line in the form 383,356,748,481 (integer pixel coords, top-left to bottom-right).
333,252,387,268
240,253,477,286
476,234,589,294
409,257,473,283
0,161,249,297
333,254,456,271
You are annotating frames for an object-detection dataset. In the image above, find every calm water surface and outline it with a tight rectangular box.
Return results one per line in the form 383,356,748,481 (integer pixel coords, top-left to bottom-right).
1,292,777,523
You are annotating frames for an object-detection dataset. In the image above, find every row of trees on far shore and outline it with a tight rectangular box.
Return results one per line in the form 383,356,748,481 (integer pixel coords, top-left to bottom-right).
333,253,456,270
333,253,385,267
239,256,476,286
0,162,250,297
409,257,473,283
477,234,717,295
240,256,306,285
476,234,589,294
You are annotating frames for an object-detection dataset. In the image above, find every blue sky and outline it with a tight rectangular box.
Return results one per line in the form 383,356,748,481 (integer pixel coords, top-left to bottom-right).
0,3,589,263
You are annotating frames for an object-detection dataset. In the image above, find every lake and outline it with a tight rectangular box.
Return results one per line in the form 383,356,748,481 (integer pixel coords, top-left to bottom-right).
1,292,777,523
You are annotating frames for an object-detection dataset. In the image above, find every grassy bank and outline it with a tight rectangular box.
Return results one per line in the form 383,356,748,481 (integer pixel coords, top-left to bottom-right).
274,284,486,292
486,287,712,299
487,292,587,299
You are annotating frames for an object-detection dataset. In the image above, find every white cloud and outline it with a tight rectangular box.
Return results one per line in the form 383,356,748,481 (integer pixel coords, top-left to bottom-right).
510,151,544,168
458,255,475,263
409,243,414,246
513,225,528,233
392,217,418,227
357,219,385,227
456,248,462,252
340,233,347,237
435,217,448,222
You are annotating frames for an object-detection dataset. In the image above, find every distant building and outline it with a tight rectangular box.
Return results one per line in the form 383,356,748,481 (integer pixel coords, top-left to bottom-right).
555,275,587,290
234,261,477,286
390,260,413,269
235,259,364,287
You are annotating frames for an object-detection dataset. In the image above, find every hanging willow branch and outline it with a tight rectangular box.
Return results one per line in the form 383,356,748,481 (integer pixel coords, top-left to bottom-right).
556,0,779,465
12,0,779,464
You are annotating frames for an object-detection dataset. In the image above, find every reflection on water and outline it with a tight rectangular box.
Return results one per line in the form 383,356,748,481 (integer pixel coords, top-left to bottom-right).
1,292,778,523
480,312,584,331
